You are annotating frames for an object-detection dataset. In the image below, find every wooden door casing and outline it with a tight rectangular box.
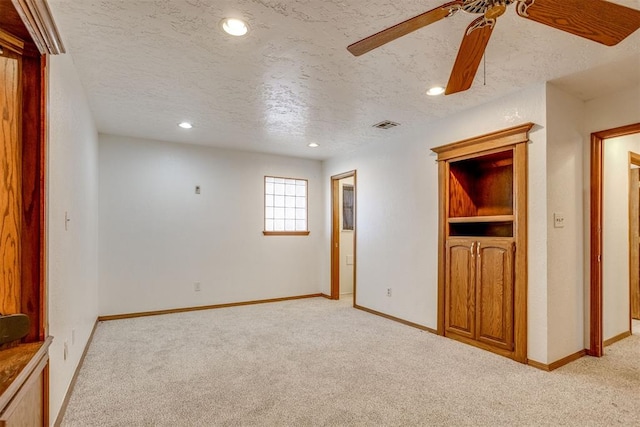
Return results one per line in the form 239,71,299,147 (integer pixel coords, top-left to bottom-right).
630,166,640,320
475,240,514,351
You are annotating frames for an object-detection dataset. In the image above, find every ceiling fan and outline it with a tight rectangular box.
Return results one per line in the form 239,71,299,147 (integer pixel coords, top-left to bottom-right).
347,0,640,95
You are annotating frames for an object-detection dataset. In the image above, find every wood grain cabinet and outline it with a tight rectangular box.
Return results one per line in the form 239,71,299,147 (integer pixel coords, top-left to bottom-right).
0,338,52,426
433,123,533,362
446,238,514,351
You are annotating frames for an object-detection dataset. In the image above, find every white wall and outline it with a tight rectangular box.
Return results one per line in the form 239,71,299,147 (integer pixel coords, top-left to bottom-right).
98,135,324,315
545,84,586,362
47,54,100,424
603,134,640,340
584,84,640,345
339,177,355,295
322,84,550,363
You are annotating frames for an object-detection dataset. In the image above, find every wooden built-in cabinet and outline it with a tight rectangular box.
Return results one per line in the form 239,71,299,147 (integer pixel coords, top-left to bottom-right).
433,123,533,363
0,338,52,426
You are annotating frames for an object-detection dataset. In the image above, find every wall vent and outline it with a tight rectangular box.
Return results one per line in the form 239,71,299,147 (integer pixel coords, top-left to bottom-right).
372,120,400,130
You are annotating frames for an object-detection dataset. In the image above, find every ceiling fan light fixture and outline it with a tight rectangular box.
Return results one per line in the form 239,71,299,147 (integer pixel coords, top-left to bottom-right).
426,86,445,96
221,18,249,36
178,121,193,129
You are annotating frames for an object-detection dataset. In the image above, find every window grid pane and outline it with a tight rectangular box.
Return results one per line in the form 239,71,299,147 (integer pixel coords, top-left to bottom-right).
265,176,308,232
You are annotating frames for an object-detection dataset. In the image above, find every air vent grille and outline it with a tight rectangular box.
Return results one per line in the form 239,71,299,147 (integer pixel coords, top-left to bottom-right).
372,120,400,130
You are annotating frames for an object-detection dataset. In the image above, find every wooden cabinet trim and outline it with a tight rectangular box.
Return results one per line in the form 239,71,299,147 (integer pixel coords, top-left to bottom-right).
0,337,51,411
10,0,65,55
431,122,534,161
0,27,24,54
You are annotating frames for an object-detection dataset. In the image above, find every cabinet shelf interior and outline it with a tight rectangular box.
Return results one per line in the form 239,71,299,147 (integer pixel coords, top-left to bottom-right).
449,149,514,218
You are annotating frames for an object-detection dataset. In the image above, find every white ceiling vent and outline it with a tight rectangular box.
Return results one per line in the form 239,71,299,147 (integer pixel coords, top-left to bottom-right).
372,120,400,130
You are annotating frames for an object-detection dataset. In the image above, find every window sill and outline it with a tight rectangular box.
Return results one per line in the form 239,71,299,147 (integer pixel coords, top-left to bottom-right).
263,231,310,236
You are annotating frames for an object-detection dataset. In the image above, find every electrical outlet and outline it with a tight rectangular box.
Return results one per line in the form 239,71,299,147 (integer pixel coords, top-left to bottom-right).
63,341,68,361
387,288,392,297
194,282,201,292
71,329,76,345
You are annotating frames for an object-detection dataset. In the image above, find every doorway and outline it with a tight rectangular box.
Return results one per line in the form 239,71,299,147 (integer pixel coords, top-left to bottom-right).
331,171,356,301
590,123,640,356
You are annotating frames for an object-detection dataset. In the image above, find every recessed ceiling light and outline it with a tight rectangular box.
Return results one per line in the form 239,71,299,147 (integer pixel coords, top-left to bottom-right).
178,122,193,129
221,18,249,36
426,86,445,96
308,142,319,148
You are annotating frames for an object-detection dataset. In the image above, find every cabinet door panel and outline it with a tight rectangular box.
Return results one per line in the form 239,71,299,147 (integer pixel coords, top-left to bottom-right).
445,239,476,338
476,241,514,350
0,52,22,316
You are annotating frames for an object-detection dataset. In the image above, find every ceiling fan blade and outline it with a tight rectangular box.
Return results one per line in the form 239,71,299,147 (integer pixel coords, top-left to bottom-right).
347,1,463,56
516,0,640,46
445,17,495,95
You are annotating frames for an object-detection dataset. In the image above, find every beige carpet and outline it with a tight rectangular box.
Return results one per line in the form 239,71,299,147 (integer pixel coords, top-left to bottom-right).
62,298,640,426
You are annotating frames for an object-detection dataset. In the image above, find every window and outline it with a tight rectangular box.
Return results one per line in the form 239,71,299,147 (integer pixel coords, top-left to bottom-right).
342,184,354,230
264,176,309,235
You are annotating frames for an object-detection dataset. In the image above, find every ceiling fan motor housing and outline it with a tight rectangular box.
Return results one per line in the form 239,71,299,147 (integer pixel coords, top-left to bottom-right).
462,0,515,15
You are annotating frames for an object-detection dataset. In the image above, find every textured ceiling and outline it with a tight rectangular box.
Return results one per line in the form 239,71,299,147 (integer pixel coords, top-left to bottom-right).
48,0,640,160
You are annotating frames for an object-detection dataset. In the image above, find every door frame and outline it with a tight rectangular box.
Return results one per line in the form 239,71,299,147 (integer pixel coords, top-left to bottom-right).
589,122,640,356
628,153,640,322
330,171,357,301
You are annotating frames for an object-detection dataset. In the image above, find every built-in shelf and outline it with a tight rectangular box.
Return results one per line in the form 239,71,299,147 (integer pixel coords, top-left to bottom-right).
448,215,514,224
433,122,533,364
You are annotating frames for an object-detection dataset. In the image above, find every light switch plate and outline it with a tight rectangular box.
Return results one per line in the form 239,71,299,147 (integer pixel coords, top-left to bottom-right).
554,213,565,228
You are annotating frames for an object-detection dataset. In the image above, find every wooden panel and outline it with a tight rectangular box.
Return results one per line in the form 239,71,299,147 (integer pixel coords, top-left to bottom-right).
445,239,476,339
0,2,32,49
0,337,50,409
10,0,66,55
330,177,339,299
475,163,513,216
448,168,477,217
431,122,534,161
437,161,447,335
98,294,323,321
521,0,640,47
20,54,44,341
0,51,22,316
513,142,528,363
0,369,42,426
603,330,632,347
448,215,514,224
475,240,514,351
630,166,640,320
528,349,586,372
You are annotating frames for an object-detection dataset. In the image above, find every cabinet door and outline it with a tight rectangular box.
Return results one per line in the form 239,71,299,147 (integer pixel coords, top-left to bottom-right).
445,239,476,339
0,51,22,316
475,240,514,351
